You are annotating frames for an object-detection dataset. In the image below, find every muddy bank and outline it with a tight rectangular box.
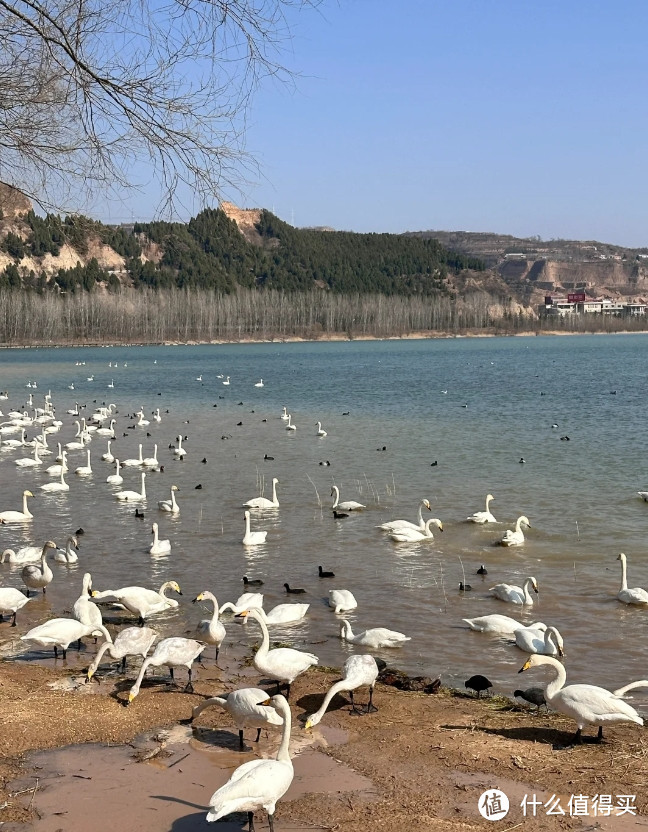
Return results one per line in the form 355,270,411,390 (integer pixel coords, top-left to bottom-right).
1,659,647,831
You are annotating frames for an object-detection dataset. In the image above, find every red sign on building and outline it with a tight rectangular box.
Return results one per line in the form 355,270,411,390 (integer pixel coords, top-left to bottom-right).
567,293,586,303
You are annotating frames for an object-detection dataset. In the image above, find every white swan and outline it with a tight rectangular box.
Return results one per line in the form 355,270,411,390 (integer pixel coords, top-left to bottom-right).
242,511,267,545
73,573,103,633
330,486,365,511
222,376,230,385
285,413,296,431
174,435,187,457
0,490,34,522
255,379,264,387
106,460,123,484
128,637,205,700
339,620,410,648
192,591,226,660
153,408,161,422
46,450,68,475
121,444,144,466
245,609,318,698
87,626,158,679
0,586,32,626
389,518,443,543
490,576,539,605
191,687,283,748
306,655,380,728
75,449,92,475
518,654,643,743
96,419,116,437
14,445,42,467
136,412,150,427
514,625,564,656
115,472,147,502
463,614,547,635
237,603,309,625
617,553,648,604
41,469,69,493
101,442,115,462
54,536,79,563
21,541,56,595
22,618,112,659
142,445,159,468
499,515,531,546
207,694,293,827
280,406,289,421
467,493,497,524
243,478,279,509
378,499,431,532
149,522,171,555
91,580,182,624
219,593,264,615
158,484,180,512
329,589,358,614
1,428,26,448
316,421,327,437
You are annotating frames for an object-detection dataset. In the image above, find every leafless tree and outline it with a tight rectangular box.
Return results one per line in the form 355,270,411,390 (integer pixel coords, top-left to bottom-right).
0,0,318,212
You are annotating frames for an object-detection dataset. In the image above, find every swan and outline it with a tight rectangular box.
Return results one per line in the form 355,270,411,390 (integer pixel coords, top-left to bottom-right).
14,445,42,467
237,603,309,625
75,449,92,475
499,515,531,546
121,444,143,467
190,687,283,748
73,573,103,634
330,486,365,511
463,615,548,635
158,484,180,512
149,522,171,555
91,580,182,624
21,541,56,595
467,493,497,524
1,428,27,448
174,435,187,457
222,376,230,385
245,609,318,698
153,408,162,422
255,379,264,387
106,459,123,484
115,472,147,502
128,637,205,700
306,655,380,728
142,445,159,468
192,591,226,660
285,413,296,431
378,499,431,532
54,536,79,563
22,618,112,659
101,442,115,463
0,586,32,626
490,576,539,605
329,589,358,614
136,412,150,427
0,490,34,522
96,419,116,437
243,478,279,509
207,694,293,828
242,511,267,545
64,430,86,451
514,625,564,656
616,553,648,604
45,450,68,475
339,620,410,648
518,654,643,743
40,469,69,493
389,518,443,543
316,421,327,436
280,406,289,421
86,626,158,679
1,543,47,563
219,593,264,615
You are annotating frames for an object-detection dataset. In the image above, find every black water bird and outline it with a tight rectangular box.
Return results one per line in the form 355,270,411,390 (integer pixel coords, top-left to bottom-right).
476,564,488,576
243,576,264,586
459,582,472,591
264,454,274,461
465,674,493,698
430,461,438,467
75,528,85,536
201,457,207,463
134,508,145,518
519,457,525,463
318,566,335,578
195,484,202,489
284,583,306,595
333,510,349,519
514,687,546,711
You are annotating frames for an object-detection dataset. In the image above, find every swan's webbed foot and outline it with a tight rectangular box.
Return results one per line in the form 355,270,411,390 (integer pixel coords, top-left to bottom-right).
348,691,364,715
184,680,194,694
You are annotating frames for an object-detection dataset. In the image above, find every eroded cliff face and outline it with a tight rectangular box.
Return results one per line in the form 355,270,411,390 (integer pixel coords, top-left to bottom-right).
0,183,32,218
220,201,264,245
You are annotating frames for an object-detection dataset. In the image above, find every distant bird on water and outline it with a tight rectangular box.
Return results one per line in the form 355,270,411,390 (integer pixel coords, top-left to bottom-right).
318,566,335,578
476,564,488,575
284,583,306,595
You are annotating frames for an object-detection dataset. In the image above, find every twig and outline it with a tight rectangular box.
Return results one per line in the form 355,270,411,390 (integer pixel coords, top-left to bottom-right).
27,778,39,811
168,752,190,769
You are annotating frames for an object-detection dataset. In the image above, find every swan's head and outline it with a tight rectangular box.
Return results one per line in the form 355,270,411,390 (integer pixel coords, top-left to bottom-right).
193,592,207,603
305,712,322,730
70,537,79,548
236,609,250,619
547,627,565,657
529,577,539,594
169,580,182,595
486,493,495,501
519,516,531,527
431,519,443,531
617,552,627,563
24,490,34,498
43,540,56,551
518,654,554,673
151,523,158,534
423,499,431,510
171,485,179,492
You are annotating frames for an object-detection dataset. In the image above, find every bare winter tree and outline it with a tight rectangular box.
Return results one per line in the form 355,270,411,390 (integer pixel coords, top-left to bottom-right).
0,0,317,212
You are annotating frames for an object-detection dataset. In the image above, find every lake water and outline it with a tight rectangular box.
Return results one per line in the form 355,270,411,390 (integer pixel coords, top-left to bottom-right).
1,334,648,700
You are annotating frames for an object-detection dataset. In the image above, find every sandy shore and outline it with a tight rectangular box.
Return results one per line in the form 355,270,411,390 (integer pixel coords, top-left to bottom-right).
0,655,646,831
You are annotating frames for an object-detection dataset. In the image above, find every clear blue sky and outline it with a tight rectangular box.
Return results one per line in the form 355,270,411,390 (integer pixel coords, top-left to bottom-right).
98,1,648,248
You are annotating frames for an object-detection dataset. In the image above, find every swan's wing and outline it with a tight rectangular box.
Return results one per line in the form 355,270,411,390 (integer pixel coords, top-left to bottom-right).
559,684,643,724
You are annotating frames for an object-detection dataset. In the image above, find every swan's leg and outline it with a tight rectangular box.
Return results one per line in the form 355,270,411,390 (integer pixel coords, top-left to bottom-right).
62,647,68,659
77,638,82,651
268,811,275,832
169,666,175,685
42,587,46,594
238,729,245,749
349,690,364,715
284,682,291,700
196,652,202,664
11,611,17,627
255,727,262,742
121,656,127,672
248,811,255,832
184,668,194,694
366,686,378,713
573,728,583,744
53,645,59,659
596,726,604,742
214,646,219,662
138,616,145,626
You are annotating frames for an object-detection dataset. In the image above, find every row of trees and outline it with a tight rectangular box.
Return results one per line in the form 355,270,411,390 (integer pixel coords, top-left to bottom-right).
0,287,643,346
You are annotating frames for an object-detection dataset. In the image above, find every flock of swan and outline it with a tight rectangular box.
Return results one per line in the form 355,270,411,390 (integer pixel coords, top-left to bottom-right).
2,375,648,830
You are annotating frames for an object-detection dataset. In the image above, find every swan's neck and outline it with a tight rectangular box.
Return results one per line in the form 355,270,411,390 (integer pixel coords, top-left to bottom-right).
275,700,292,763
171,491,177,508
523,579,533,604
620,557,628,591
543,660,566,701
82,574,92,593
245,513,251,535
341,621,353,640
516,517,523,532
152,526,159,543
271,480,277,503
160,582,172,597
254,614,270,657
311,678,351,724
207,594,220,622
331,488,339,508
486,495,492,510
140,474,146,497
416,503,424,526
22,495,32,516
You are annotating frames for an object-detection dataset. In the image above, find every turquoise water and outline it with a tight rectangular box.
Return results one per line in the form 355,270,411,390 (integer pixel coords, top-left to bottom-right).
1,334,648,699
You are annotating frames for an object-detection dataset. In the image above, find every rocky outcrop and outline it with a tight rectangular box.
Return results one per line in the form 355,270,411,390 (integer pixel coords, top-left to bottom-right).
0,183,31,218
220,201,264,245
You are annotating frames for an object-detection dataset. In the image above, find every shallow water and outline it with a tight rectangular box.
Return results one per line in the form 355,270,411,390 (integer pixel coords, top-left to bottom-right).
2,336,648,701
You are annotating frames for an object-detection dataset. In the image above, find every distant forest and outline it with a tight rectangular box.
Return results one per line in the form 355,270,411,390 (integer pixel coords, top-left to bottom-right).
0,208,485,296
